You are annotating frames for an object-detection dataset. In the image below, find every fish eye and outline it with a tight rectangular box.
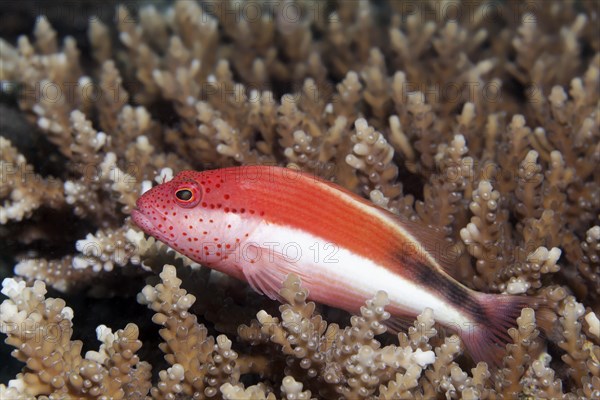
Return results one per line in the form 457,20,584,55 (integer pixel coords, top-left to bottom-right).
176,189,193,201
173,183,201,208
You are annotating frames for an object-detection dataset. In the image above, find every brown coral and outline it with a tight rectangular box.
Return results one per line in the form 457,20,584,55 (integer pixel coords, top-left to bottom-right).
1,0,599,398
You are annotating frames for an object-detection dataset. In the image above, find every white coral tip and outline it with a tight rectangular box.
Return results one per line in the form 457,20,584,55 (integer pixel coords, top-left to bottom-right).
155,168,173,184
585,312,600,338
1,278,26,298
412,349,435,367
61,306,74,321
95,324,113,341
167,364,185,381
506,277,530,294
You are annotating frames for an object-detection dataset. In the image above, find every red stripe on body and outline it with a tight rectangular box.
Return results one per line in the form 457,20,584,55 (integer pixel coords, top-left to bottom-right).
205,166,419,276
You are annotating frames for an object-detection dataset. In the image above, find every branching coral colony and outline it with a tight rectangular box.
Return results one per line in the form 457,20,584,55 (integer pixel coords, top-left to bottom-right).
0,0,599,398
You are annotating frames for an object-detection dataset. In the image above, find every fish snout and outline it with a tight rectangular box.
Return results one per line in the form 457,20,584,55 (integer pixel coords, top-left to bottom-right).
131,206,155,235
131,194,161,235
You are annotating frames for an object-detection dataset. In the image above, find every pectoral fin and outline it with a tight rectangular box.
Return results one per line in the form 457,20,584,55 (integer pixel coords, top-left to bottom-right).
240,244,312,301
383,315,415,334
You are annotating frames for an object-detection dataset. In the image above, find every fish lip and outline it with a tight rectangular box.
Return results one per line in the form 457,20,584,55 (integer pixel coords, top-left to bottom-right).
131,208,153,232
131,206,177,245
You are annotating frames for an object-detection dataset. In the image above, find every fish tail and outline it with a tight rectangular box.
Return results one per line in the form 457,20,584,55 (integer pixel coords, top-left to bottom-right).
462,292,552,367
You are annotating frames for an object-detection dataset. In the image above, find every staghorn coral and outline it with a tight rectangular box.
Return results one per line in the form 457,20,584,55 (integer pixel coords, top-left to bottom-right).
0,278,151,398
0,137,64,224
0,267,519,398
1,0,599,398
6,265,598,398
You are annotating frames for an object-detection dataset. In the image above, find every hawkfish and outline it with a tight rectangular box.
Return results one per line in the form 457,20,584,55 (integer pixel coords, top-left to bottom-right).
132,165,544,364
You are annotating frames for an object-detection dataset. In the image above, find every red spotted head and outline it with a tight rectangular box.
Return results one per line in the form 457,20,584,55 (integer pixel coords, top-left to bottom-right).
132,171,201,246
131,168,267,268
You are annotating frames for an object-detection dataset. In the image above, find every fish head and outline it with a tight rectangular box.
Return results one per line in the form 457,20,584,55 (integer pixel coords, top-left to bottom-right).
131,169,259,268
132,170,204,247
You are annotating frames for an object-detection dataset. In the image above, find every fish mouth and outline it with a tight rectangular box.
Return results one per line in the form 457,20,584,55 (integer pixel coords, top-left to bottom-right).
131,207,177,245
131,208,154,234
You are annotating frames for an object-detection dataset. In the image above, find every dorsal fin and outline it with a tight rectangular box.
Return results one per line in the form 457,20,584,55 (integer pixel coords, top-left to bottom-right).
386,212,463,277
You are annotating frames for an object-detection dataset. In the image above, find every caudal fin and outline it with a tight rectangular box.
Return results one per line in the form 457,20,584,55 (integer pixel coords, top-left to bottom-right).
460,293,551,367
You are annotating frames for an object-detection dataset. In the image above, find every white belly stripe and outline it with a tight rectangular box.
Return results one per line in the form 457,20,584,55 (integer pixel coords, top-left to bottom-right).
247,221,471,328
